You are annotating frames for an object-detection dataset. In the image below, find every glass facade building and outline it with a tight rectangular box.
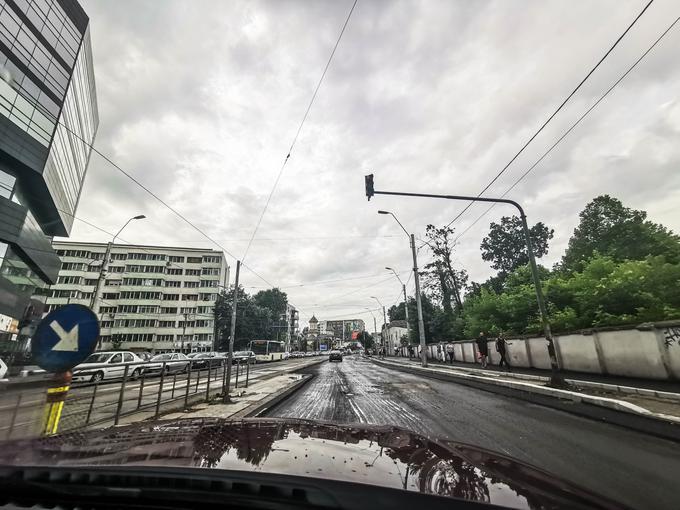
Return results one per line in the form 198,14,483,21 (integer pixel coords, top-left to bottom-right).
0,0,97,321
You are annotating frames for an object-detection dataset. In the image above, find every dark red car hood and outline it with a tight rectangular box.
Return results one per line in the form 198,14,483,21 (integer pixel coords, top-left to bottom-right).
0,417,622,509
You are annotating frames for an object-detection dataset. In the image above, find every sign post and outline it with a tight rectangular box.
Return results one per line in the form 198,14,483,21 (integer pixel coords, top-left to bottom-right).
31,304,100,435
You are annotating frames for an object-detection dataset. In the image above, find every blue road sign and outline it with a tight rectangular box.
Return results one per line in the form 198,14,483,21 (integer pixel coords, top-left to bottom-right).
31,304,100,373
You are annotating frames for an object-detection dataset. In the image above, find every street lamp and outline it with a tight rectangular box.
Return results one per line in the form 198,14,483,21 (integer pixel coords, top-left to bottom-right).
370,296,387,356
385,266,411,348
378,210,428,367
90,214,146,323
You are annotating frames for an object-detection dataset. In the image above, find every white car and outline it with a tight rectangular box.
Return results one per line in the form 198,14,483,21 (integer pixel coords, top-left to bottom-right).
144,353,190,375
72,351,145,383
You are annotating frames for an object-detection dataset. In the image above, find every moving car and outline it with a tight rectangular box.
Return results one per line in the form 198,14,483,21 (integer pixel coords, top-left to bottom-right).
144,353,190,375
0,418,625,510
72,351,145,383
187,352,224,369
231,350,256,364
328,350,343,362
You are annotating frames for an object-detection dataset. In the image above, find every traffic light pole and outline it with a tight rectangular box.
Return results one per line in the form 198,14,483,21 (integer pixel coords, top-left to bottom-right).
364,175,564,387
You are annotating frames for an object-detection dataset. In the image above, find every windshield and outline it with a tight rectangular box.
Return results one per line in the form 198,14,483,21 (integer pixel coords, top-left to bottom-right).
81,353,112,364
1,2,679,509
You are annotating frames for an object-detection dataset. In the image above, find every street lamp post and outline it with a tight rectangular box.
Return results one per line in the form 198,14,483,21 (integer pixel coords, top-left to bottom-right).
386,267,410,350
377,211,428,367
366,176,564,386
90,214,145,350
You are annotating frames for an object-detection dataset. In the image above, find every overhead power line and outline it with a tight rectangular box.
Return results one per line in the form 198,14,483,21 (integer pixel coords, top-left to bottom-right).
446,0,655,228
453,13,680,243
241,0,358,262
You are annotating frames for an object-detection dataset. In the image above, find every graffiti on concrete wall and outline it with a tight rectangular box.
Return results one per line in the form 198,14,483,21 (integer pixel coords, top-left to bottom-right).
663,327,680,348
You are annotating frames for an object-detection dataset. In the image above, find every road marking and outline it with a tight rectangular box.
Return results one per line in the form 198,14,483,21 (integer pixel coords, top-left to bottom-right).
49,321,79,351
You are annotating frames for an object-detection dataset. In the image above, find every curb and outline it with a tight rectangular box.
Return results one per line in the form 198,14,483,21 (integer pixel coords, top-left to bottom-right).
373,359,680,443
240,374,314,418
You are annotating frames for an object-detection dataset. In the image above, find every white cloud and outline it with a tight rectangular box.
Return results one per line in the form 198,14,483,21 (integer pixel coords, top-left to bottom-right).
68,0,680,327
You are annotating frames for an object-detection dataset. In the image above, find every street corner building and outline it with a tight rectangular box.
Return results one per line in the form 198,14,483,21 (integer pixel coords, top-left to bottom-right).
0,0,98,324
38,242,229,354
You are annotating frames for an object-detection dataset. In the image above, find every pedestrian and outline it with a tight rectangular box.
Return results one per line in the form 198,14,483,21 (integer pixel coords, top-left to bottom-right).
436,345,442,363
476,331,489,368
496,334,509,370
408,345,414,359
446,343,455,364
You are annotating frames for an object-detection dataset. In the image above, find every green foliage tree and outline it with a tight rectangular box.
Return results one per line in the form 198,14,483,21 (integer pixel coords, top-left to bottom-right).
561,195,680,272
480,215,554,278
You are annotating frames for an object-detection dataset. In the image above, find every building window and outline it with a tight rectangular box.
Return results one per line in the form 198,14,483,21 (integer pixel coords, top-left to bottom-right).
157,334,174,342
160,307,178,314
57,275,82,284
180,307,197,314
185,269,201,276
183,281,199,288
183,294,198,301
110,253,127,260
158,320,175,328
99,306,116,314
102,292,119,300
84,278,98,286
186,257,202,264
108,266,125,273
166,280,181,288
200,293,217,301
202,256,221,264
200,280,218,288
168,256,184,263
163,294,179,301
138,305,159,314
166,268,183,275
201,267,220,276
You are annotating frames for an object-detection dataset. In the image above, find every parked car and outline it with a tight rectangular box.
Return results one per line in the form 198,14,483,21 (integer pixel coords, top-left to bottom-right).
231,351,256,364
72,351,145,383
144,353,190,375
289,351,303,358
188,352,224,369
328,350,343,362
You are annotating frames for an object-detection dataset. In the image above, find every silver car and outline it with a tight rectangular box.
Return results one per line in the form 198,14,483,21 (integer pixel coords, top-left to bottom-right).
144,353,190,375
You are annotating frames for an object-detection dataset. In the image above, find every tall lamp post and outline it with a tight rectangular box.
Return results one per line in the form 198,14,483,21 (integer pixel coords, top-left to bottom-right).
90,214,146,350
370,296,387,356
366,175,564,386
377,210,427,367
385,266,410,352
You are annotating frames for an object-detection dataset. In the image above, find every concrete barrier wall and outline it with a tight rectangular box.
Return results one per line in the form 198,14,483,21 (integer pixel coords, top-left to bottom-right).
418,323,680,380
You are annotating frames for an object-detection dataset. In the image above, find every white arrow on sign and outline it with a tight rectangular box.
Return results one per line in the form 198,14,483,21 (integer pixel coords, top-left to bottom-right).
49,321,79,351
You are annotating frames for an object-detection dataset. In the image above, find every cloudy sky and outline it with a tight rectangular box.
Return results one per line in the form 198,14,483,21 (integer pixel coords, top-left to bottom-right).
66,0,680,328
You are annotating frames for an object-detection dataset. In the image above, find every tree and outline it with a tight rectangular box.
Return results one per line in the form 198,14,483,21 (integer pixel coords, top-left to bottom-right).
215,286,274,350
420,225,469,312
561,195,680,272
480,215,554,277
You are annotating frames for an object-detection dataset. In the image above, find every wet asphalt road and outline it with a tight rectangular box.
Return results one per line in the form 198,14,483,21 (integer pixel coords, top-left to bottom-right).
264,355,680,510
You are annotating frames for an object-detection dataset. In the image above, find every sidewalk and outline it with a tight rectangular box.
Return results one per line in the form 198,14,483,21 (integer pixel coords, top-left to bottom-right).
377,357,680,424
391,356,680,393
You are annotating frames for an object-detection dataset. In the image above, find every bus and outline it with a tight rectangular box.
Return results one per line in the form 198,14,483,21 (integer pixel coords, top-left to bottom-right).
248,340,285,362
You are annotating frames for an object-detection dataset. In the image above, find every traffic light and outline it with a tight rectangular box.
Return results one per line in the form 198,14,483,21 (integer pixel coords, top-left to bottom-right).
364,174,374,201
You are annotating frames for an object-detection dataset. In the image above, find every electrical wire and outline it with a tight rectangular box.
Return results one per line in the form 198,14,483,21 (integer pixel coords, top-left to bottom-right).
453,13,680,244
240,0,358,262
445,0,655,228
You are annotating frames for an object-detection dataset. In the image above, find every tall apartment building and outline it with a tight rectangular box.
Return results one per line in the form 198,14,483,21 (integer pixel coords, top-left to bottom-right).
317,319,365,340
0,0,98,324
37,241,229,353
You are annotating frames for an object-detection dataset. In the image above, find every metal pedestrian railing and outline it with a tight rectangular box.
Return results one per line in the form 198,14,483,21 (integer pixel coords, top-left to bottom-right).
0,357,255,440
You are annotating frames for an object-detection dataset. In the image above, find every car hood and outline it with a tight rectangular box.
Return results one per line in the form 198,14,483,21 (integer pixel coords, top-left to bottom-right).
0,418,621,509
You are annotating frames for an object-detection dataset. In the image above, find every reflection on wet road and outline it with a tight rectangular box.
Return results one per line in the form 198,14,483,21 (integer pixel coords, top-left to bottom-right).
264,355,680,510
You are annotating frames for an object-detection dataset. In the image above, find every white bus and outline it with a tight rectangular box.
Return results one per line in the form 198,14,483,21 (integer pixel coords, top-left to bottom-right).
248,340,285,362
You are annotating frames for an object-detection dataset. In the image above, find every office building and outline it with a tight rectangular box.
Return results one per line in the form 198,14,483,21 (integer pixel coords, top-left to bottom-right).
37,241,229,353
0,0,98,323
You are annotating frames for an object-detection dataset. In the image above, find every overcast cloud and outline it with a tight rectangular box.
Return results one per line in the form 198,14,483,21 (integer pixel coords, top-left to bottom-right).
65,0,680,327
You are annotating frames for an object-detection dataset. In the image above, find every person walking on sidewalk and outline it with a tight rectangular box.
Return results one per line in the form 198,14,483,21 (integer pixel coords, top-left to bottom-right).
496,334,509,370
446,343,455,364
476,331,489,368
408,345,414,359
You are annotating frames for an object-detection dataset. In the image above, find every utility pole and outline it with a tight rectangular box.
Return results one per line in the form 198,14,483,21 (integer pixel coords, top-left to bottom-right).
410,234,427,367
365,175,564,386
224,260,240,402
376,211,428,367
180,312,189,354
